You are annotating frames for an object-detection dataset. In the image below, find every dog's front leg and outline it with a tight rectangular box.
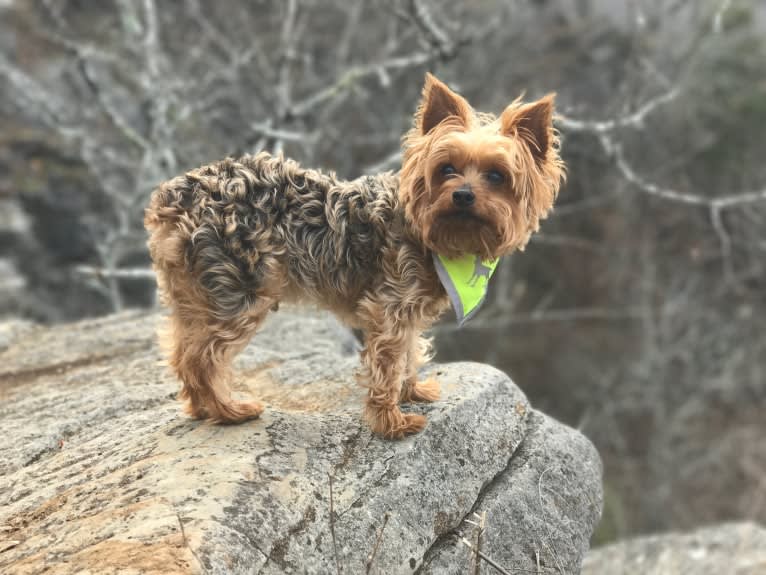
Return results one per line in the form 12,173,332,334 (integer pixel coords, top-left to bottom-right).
359,304,427,439
400,335,441,404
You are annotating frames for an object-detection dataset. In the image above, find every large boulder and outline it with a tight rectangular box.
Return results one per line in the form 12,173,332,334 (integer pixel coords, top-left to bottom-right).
0,308,602,574
583,522,766,575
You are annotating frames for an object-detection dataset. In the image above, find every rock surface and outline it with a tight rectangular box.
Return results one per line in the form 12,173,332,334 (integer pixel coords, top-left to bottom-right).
583,522,766,575
0,308,602,574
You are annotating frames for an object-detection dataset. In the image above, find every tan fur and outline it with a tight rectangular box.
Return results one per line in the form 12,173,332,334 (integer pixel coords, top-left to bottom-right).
144,74,564,439
400,74,565,259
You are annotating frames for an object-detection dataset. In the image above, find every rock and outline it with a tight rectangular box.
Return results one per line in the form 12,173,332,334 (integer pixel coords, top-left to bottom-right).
0,317,36,353
421,411,603,574
0,308,602,574
583,522,766,575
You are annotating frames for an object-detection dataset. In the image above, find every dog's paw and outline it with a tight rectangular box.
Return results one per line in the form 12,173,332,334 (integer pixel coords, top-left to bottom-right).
186,399,264,424
366,405,428,439
400,377,441,403
183,401,209,420
215,400,265,424
396,413,428,437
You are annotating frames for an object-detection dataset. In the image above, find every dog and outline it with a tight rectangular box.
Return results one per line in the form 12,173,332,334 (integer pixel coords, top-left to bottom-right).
144,73,564,439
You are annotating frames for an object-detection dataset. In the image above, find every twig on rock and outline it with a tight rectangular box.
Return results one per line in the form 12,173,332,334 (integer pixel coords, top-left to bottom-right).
175,510,207,574
458,536,512,575
537,467,565,574
365,512,390,574
328,473,342,575
467,511,487,575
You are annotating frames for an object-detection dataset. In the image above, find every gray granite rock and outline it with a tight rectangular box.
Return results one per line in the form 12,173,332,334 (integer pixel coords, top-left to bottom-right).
583,522,766,575
421,411,603,574
0,317,35,354
0,308,602,574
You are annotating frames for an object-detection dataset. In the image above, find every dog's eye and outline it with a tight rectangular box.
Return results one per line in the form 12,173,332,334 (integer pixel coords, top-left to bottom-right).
440,164,457,177
485,170,505,185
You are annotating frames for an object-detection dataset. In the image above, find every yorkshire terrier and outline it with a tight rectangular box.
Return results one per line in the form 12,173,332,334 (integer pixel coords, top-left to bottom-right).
144,73,564,439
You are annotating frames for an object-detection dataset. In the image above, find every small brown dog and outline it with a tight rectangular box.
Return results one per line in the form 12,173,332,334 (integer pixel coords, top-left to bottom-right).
145,74,564,438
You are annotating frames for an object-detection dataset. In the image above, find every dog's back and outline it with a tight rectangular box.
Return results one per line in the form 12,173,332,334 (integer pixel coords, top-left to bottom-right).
145,152,401,321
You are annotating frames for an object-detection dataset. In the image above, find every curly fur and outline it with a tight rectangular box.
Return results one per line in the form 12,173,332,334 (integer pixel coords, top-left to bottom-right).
146,152,447,437
145,73,564,439
401,74,565,260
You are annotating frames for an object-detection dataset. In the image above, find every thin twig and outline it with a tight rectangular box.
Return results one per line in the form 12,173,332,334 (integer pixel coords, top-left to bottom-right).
175,511,207,574
710,204,734,284
0,53,67,126
459,536,512,575
365,512,390,574
277,0,298,121
75,265,156,279
537,467,565,574
328,473,342,575
364,149,402,174
472,511,487,575
250,121,317,143
290,51,431,118
407,0,454,57
437,307,645,332
712,0,732,34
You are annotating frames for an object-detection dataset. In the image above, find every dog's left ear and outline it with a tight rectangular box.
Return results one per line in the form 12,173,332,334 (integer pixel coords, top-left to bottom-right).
500,94,555,163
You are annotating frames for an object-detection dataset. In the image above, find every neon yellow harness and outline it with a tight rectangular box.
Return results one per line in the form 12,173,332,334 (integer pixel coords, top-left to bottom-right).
432,253,499,326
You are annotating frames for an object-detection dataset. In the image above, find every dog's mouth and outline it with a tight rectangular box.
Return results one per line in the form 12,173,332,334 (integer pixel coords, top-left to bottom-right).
437,210,487,225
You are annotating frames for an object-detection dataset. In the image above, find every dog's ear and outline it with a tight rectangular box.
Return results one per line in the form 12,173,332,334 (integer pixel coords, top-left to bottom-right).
417,73,472,135
500,94,555,163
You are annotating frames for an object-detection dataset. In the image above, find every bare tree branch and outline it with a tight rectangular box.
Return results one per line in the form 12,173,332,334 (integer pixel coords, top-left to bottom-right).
290,51,432,118
712,0,733,34
406,0,455,58
438,307,645,333
0,53,68,125
75,265,156,280
250,121,317,144
558,88,680,134
364,149,402,174
601,133,766,209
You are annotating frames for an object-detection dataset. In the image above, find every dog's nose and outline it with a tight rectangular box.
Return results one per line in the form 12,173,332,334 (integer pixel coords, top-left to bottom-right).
452,187,475,208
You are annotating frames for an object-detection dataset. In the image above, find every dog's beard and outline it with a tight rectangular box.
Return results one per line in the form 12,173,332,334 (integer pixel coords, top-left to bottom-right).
425,212,507,260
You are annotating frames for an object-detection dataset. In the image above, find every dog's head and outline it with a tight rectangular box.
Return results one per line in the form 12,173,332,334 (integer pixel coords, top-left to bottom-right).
400,73,565,260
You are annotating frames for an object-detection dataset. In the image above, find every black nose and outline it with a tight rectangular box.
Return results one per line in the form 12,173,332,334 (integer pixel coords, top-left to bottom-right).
452,188,475,208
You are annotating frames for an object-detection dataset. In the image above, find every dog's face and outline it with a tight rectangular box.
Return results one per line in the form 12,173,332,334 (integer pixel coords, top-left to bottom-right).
400,74,565,260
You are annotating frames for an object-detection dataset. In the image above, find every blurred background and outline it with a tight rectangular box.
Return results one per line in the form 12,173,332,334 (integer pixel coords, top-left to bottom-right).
1,0,764,546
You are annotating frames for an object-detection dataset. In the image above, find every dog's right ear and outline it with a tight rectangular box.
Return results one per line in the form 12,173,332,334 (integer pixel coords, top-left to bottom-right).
416,73,472,135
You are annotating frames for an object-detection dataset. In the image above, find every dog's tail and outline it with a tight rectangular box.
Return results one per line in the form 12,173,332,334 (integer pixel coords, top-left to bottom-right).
144,174,196,270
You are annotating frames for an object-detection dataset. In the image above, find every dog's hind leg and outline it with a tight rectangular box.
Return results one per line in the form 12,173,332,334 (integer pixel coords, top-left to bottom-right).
149,215,282,423
162,298,273,423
